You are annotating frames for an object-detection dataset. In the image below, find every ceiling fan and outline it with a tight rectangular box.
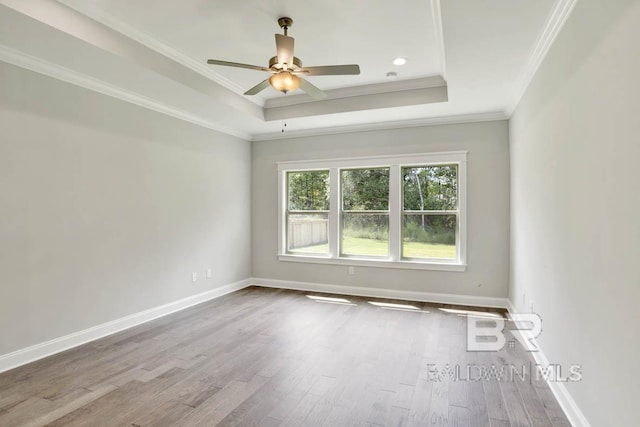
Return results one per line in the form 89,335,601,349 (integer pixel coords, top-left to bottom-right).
206,17,360,99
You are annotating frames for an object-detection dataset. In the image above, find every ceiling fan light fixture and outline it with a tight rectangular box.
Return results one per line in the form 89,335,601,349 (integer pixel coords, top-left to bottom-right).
207,16,360,99
269,72,301,94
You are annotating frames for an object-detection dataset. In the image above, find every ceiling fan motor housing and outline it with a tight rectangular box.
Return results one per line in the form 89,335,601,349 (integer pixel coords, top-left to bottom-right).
269,56,302,71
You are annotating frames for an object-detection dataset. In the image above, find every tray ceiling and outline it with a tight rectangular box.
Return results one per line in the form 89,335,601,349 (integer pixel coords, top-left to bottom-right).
0,0,570,140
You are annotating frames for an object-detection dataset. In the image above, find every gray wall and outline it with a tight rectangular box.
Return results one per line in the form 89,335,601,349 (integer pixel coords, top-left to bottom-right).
509,0,640,425
0,62,252,355
252,121,510,298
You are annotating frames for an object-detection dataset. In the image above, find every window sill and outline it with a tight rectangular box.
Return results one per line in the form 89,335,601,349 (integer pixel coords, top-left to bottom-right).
278,254,467,272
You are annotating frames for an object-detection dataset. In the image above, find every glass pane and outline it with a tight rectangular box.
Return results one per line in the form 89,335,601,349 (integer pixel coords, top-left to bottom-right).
288,171,329,211
341,213,389,256
288,213,329,254
402,214,457,259
341,168,389,210
402,165,457,210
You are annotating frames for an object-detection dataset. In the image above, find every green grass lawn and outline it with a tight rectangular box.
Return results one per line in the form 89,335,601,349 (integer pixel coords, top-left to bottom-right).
290,237,456,259
403,240,456,259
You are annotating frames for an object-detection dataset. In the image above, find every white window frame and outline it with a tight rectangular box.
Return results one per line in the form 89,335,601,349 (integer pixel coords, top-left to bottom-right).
277,151,467,272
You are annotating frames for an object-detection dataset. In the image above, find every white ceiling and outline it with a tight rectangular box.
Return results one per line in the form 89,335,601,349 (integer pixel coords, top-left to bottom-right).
72,0,444,95
0,0,566,141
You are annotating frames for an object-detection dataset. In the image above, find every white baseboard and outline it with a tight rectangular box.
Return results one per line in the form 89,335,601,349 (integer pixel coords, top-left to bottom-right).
251,277,509,308
506,299,518,316
0,278,252,374
506,301,591,427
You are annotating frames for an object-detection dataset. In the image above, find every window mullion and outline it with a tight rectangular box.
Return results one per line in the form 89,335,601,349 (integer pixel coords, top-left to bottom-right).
328,168,340,258
458,160,467,264
278,168,286,254
389,164,401,261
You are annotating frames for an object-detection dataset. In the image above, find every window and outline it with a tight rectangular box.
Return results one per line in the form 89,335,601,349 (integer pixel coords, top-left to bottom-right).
278,152,467,271
341,168,389,257
402,165,458,260
286,170,329,254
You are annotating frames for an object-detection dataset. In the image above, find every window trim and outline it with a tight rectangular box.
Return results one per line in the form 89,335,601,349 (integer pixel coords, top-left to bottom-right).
277,151,467,272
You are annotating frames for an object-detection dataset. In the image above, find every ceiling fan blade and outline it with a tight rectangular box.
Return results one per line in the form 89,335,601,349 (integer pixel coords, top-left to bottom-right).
244,79,271,95
299,77,327,100
296,64,361,76
275,34,295,68
207,59,269,72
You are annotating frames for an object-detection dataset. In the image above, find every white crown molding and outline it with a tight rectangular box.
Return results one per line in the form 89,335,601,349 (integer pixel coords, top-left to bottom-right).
265,86,448,121
506,0,579,116
0,44,251,140
506,301,592,427
54,0,264,107
0,279,252,374
264,76,447,109
251,111,507,142
252,278,509,309
430,0,447,80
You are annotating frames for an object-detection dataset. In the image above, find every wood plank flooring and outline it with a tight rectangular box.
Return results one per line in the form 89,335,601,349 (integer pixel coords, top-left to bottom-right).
0,286,570,426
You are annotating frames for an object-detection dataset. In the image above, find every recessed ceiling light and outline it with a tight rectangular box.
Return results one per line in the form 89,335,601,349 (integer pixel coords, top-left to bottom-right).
393,57,407,66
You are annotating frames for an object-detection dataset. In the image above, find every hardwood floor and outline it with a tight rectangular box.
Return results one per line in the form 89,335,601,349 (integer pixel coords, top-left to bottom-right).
0,286,570,426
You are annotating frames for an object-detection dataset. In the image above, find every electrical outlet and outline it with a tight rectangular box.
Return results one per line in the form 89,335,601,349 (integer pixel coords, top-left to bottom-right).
206,269,212,279
192,272,197,283
348,266,355,275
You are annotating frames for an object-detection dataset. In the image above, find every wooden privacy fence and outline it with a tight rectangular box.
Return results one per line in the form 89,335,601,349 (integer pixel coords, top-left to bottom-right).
288,218,328,249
